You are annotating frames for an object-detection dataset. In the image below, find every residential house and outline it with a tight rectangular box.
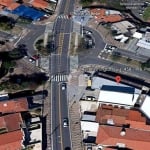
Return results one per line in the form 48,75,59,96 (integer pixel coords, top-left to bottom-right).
0,130,24,150
81,114,99,143
0,98,28,115
90,8,123,23
95,104,150,150
0,113,24,150
29,0,49,10
96,125,150,150
0,113,23,132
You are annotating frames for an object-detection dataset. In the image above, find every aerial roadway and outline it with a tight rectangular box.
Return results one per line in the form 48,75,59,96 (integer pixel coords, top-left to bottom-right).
50,0,74,150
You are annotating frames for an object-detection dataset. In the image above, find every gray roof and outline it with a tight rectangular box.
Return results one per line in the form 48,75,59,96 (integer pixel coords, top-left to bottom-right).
81,114,96,122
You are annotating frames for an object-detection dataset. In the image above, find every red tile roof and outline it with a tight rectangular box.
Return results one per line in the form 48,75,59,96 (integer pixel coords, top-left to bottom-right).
96,125,150,150
0,113,22,132
0,0,13,7
96,104,150,130
90,8,123,23
31,0,49,9
0,98,28,114
7,2,20,10
0,130,23,150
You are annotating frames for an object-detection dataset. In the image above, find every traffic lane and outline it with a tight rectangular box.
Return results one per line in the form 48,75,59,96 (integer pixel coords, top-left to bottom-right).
59,55,69,74
55,18,66,33
59,0,67,15
62,34,70,54
51,82,62,150
68,0,75,13
79,55,150,80
60,86,71,149
50,54,59,75
64,19,73,33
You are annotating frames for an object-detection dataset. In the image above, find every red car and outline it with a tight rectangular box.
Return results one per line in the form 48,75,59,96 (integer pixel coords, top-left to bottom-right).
32,54,40,60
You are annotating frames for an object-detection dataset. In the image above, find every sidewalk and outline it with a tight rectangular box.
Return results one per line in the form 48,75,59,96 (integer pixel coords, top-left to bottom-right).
69,100,83,150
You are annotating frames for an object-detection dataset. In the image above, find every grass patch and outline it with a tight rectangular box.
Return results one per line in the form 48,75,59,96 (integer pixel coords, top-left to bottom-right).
109,55,141,69
69,32,76,56
143,6,150,21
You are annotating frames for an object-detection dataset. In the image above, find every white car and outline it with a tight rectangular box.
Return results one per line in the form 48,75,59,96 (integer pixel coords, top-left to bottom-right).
61,83,66,90
63,118,69,127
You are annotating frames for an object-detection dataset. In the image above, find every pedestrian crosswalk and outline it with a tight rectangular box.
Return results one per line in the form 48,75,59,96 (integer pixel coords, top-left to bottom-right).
50,74,68,82
57,15,70,19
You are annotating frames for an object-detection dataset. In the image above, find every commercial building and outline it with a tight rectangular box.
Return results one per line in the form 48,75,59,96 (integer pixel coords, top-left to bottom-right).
137,31,150,49
98,85,139,108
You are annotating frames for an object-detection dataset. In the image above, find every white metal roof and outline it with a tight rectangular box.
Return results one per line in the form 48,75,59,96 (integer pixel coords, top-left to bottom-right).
137,39,150,49
133,32,143,39
81,121,99,132
140,95,150,119
98,87,137,106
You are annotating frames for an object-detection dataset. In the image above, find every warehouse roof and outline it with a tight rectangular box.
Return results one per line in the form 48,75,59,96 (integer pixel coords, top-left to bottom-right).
98,85,138,106
140,95,150,119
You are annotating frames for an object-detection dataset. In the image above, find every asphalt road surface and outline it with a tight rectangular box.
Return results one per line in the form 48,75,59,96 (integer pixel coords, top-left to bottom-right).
50,0,74,150
17,24,46,56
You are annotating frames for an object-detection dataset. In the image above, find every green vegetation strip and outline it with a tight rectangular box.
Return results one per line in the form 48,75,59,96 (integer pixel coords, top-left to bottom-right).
143,6,150,21
109,55,141,69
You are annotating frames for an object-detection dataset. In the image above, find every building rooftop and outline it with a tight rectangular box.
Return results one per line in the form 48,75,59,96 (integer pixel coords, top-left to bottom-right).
91,77,141,94
0,130,23,150
0,113,23,132
7,2,20,10
0,98,28,114
140,95,150,119
0,0,13,7
30,0,49,9
82,114,96,122
111,20,136,34
96,125,150,150
96,104,150,130
101,85,135,94
90,8,123,23
98,85,138,106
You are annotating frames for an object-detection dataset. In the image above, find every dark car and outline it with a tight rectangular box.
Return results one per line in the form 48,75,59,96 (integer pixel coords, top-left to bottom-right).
64,147,71,150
